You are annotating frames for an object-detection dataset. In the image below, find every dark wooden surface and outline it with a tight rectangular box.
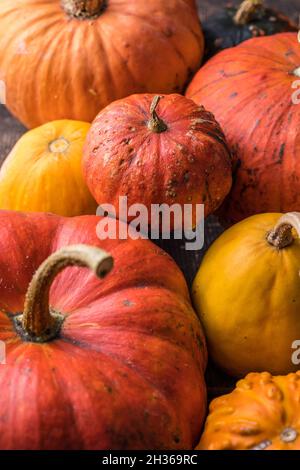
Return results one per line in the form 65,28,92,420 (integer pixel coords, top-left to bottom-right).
198,0,299,23
0,0,298,402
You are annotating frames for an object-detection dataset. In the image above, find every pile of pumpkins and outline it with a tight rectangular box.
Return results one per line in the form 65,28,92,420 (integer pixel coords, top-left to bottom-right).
0,0,299,450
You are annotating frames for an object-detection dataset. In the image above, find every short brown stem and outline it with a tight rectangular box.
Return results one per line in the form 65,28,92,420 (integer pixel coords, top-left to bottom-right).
148,96,168,134
61,0,106,19
233,0,263,25
18,245,113,342
267,212,300,249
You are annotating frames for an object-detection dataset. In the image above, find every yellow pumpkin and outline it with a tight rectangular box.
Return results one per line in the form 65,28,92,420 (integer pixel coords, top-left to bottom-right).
192,212,300,377
198,371,300,450
0,120,97,216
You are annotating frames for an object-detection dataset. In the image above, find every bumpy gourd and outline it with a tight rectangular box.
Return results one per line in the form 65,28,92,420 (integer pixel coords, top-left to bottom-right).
198,371,300,450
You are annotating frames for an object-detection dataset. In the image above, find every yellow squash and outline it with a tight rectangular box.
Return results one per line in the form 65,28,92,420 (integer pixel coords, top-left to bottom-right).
198,371,300,450
0,120,97,216
192,212,300,376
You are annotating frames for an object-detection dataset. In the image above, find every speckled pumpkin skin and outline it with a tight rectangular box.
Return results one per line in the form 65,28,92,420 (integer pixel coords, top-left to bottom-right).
198,372,300,450
83,93,232,228
187,33,300,224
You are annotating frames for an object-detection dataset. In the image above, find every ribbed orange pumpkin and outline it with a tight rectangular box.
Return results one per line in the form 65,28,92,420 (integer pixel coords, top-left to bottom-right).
187,32,300,224
0,0,204,128
0,210,207,449
198,372,300,450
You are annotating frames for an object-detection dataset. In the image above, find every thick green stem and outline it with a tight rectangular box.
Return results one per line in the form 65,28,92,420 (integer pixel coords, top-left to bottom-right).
267,212,300,249
234,0,263,25
61,0,106,19
148,96,168,134
17,245,113,342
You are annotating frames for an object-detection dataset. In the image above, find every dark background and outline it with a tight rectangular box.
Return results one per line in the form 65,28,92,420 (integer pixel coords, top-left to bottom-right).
199,0,298,24
0,0,298,400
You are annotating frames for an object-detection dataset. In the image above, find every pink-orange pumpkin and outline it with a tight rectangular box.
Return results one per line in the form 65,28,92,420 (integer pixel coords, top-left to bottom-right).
0,210,207,449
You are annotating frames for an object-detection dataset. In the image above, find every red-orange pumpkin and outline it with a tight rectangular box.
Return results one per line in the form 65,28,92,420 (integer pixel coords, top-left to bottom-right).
186,32,300,224
0,0,204,128
0,210,207,450
83,93,232,228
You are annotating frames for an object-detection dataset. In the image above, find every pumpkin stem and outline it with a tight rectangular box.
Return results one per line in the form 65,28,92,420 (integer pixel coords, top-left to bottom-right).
61,0,107,19
266,212,300,249
234,0,263,25
148,96,168,134
15,245,113,342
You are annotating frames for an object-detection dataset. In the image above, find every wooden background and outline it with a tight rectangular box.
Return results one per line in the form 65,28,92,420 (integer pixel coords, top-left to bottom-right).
198,0,298,23
0,0,298,400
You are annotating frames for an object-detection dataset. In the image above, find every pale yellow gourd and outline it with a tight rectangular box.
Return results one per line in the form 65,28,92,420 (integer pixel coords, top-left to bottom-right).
193,212,300,376
0,120,97,216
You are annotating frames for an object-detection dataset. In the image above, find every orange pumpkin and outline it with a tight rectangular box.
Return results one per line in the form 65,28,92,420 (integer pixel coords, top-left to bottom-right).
198,372,300,450
83,93,232,229
186,32,300,224
0,0,204,128
0,210,207,449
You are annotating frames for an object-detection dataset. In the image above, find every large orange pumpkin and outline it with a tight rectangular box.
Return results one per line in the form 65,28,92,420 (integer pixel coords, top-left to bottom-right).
0,0,204,128
0,210,207,449
198,372,300,450
83,93,232,229
186,32,300,224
